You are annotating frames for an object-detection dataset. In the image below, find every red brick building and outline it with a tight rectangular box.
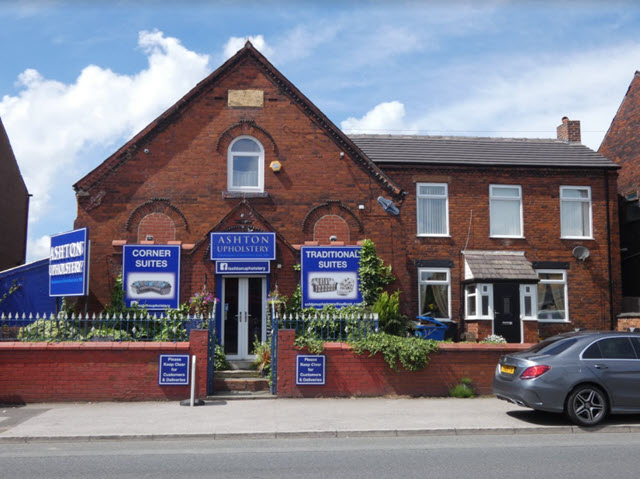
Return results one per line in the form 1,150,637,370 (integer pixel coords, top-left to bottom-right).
0,117,29,271
599,71,640,317
73,43,620,353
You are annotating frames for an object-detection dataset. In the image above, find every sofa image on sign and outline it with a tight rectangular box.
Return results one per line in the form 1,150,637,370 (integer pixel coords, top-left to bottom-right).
130,280,172,295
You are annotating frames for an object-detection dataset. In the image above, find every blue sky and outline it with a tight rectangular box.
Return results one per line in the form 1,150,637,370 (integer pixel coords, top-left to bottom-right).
2,0,640,262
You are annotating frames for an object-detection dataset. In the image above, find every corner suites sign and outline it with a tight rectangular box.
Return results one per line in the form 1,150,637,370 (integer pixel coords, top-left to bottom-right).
123,245,180,310
301,246,363,308
49,227,90,297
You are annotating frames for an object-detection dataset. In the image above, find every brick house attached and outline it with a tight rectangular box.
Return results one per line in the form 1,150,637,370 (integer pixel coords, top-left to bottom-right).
72,42,620,351
599,70,640,327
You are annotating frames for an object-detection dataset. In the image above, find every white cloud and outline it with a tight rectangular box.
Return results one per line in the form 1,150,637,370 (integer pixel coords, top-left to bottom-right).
27,235,51,262
0,30,211,261
223,34,273,59
342,101,408,134
341,42,640,150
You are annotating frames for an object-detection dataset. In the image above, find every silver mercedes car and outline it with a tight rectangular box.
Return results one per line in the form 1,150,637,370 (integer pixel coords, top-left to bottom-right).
493,331,640,426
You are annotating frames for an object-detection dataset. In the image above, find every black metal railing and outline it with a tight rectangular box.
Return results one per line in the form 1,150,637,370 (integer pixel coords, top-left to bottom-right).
276,312,379,342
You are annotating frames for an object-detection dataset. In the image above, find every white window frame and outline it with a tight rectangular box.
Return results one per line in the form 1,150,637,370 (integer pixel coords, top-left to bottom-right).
520,284,538,320
560,186,593,239
489,184,523,238
416,183,449,237
418,267,451,321
536,269,569,323
465,283,494,320
227,135,265,193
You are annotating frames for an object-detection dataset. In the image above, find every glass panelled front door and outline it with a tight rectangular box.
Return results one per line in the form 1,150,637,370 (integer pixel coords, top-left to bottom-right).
222,276,266,359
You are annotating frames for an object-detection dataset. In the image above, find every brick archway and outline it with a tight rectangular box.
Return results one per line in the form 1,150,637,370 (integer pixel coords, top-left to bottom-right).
126,198,188,243
302,201,363,244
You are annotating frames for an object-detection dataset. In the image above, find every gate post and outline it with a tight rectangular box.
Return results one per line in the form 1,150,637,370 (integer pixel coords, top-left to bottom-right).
206,311,216,396
270,309,278,395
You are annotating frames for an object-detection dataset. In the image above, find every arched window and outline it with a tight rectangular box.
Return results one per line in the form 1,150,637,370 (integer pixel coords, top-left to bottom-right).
227,136,264,192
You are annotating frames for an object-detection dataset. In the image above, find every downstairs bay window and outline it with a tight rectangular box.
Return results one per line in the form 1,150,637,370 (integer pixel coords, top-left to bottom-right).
418,268,450,320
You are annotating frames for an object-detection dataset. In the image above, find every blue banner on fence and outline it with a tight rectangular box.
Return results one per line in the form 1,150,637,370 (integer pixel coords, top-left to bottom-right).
210,232,276,261
301,246,363,308
296,355,326,385
158,354,190,385
49,227,90,297
123,245,180,310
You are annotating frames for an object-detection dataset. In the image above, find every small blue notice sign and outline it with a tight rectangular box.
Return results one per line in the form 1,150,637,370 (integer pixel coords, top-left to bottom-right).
296,355,326,385
158,354,190,386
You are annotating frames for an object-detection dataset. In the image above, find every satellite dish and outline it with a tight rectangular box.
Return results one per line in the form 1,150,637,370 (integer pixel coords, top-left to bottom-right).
377,196,399,216
572,246,590,261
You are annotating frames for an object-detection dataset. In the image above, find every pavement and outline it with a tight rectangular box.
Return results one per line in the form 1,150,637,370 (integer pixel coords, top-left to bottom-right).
2,396,640,443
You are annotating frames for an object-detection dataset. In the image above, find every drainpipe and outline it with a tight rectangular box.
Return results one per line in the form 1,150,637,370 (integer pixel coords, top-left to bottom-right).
605,171,615,330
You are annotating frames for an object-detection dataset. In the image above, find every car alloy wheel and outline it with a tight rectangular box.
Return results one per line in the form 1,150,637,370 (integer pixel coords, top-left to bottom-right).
566,385,608,427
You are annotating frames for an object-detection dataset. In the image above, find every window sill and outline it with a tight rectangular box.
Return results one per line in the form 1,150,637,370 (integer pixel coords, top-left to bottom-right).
490,235,525,239
537,319,570,323
416,234,451,238
464,317,493,321
561,236,594,241
223,190,269,199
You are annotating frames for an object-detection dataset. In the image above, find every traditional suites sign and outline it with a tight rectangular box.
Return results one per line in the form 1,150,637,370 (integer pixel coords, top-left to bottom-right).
210,232,276,261
301,246,363,308
49,227,90,297
123,245,181,310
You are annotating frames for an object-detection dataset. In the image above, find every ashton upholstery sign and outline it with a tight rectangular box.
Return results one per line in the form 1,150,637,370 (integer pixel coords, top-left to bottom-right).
123,245,181,310
49,227,90,297
210,232,276,261
301,246,363,308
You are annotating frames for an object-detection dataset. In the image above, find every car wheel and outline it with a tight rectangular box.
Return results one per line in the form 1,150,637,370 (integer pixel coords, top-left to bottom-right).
566,384,608,427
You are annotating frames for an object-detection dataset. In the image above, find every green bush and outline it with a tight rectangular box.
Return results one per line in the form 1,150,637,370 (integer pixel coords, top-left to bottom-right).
294,335,325,354
358,239,395,306
351,332,439,371
87,327,132,341
214,344,231,370
251,338,271,376
18,319,82,342
373,291,408,336
449,377,476,398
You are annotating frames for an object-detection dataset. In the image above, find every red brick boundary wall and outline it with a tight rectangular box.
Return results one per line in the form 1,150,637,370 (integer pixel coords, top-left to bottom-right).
276,330,532,398
0,330,208,403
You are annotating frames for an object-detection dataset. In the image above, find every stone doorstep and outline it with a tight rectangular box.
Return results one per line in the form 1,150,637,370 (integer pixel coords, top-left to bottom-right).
214,377,270,392
216,369,263,379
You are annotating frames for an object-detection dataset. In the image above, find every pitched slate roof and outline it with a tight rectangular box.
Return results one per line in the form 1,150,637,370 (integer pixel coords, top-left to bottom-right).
349,134,618,169
463,251,538,282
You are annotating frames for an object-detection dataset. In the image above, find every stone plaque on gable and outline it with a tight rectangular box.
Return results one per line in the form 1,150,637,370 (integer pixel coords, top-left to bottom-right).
228,89,264,108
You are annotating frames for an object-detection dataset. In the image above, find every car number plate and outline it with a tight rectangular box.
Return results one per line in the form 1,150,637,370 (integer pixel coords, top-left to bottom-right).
500,365,515,375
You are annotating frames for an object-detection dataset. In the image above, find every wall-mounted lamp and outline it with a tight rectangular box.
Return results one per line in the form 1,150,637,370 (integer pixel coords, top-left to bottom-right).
339,152,345,159
270,160,282,172
146,235,154,241
330,235,337,242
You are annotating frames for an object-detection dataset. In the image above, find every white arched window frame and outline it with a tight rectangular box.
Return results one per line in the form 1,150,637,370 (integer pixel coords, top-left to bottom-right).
227,136,265,193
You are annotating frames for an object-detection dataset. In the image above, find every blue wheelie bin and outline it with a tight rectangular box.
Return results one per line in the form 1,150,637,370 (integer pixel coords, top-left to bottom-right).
413,316,448,340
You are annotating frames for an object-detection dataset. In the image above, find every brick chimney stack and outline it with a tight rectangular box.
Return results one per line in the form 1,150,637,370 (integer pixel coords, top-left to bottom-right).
557,116,581,143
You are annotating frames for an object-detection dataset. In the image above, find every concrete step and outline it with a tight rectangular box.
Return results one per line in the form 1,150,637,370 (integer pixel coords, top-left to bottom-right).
216,369,263,379
214,377,270,392
207,390,276,401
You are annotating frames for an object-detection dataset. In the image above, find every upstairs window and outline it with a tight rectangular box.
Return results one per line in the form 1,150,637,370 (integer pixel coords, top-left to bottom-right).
490,185,523,238
227,136,264,193
417,183,449,236
560,186,592,239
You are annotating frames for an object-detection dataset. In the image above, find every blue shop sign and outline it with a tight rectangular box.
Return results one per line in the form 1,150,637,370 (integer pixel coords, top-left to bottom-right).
296,355,326,385
210,232,276,261
301,246,363,308
158,354,189,385
215,261,270,274
123,245,181,310
49,227,90,297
